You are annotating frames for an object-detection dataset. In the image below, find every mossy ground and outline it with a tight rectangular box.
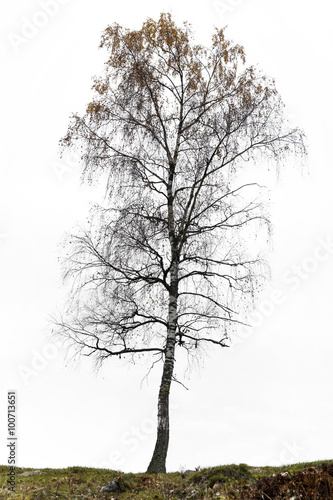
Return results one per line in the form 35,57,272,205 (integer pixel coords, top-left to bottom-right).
1,460,333,499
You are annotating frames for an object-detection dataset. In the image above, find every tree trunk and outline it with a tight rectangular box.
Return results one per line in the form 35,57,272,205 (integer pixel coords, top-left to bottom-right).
146,335,176,473
147,263,178,474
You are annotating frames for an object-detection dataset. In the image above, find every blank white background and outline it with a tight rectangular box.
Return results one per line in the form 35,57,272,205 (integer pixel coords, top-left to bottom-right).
1,0,332,472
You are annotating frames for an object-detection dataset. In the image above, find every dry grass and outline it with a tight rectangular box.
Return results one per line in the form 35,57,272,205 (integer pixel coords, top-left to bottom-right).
1,460,333,499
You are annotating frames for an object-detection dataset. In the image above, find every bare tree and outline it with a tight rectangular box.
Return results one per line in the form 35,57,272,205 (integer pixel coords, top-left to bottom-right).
54,13,305,473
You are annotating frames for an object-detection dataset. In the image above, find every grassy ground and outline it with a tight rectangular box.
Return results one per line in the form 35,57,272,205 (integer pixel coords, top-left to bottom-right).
1,460,333,499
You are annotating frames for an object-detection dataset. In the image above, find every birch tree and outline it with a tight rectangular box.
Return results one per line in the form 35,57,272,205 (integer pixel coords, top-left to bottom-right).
55,13,305,473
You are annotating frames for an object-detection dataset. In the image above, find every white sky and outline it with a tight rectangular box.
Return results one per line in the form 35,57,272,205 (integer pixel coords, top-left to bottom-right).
1,0,333,473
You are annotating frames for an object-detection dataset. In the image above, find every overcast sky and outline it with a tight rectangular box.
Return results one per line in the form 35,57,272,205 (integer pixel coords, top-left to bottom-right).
1,0,333,473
